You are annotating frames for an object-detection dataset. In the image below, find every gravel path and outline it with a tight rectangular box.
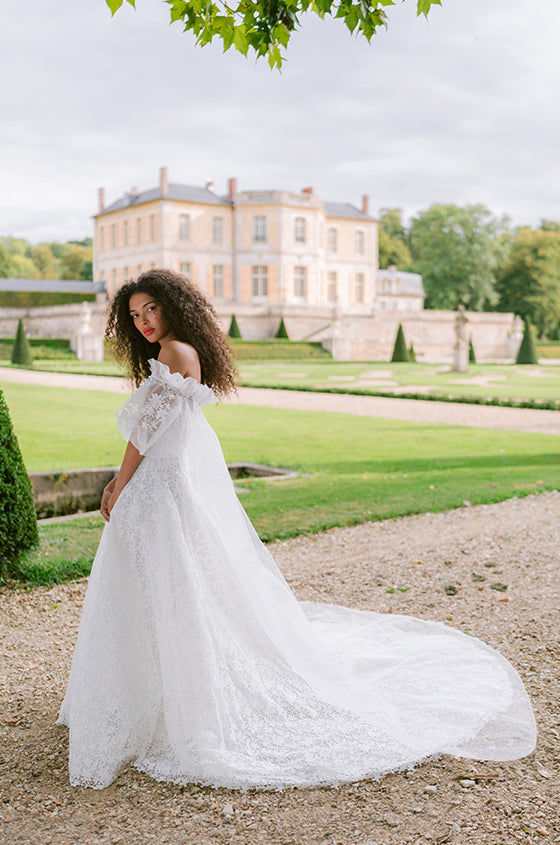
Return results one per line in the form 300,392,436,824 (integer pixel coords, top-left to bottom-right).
1,366,559,435
2,493,560,844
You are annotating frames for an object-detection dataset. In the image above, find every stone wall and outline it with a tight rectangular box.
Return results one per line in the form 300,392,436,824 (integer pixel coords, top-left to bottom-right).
0,301,518,362
0,302,108,342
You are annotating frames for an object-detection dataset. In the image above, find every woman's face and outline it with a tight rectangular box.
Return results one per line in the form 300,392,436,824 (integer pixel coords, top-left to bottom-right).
129,292,174,345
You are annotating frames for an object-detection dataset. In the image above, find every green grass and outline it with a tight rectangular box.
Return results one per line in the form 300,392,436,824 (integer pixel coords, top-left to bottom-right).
238,360,560,402
4,382,559,585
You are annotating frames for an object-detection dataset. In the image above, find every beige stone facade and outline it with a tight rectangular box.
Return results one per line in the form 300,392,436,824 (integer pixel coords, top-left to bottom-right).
94,169,388,312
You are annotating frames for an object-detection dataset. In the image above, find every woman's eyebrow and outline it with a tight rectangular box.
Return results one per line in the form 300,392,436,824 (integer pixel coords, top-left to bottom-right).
129,300,155,313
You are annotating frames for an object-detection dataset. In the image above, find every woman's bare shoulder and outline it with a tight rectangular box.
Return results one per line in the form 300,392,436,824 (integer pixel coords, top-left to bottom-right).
158,341,201,381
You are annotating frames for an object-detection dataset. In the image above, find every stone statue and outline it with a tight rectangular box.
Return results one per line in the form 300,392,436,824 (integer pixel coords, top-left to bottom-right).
452,304,469,372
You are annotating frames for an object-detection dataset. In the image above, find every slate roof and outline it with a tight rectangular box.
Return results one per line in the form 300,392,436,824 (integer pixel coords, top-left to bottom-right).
0,279,105,294
100,184,232,215
324,201,374,221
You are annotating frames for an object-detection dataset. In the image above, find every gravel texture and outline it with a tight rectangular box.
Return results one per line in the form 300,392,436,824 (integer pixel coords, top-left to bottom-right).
2,492,560,845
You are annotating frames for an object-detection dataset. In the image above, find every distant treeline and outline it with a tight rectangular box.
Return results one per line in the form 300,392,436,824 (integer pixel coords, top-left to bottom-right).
0,236,93,282
378,205,560,339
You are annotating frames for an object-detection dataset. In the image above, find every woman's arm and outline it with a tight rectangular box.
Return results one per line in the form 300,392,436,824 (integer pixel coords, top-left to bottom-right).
101,441,143,521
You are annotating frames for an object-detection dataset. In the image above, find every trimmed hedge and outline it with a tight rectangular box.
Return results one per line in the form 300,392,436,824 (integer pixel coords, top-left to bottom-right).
239,381,560,411
230,339,332,360
516,319,538,364
391,323,409,362
275,317,289,339
0,337,74,361
228,314,242,339
0,388,39,580
11,319,32,366
0,291,96,308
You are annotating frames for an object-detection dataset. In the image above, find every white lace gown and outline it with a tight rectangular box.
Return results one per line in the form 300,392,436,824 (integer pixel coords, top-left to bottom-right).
57,359,536,790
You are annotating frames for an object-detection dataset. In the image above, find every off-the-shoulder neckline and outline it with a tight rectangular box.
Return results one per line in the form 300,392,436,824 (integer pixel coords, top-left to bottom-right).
149,357,201,386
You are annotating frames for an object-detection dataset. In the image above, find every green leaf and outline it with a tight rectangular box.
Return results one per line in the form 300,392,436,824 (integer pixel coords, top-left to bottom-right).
105,0,124,14
233,24,250,56
417,0,442,16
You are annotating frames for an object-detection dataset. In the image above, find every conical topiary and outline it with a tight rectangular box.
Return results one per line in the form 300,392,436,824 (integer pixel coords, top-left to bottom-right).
408,343,416,362
228,314,242,339
11,319,33,367
275,317,289,339
516,319,537,365
391,323,409,362
469,336,477,364
0,387,38,581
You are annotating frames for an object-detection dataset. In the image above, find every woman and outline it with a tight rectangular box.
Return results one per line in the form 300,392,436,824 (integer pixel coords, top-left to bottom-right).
57,268,536,790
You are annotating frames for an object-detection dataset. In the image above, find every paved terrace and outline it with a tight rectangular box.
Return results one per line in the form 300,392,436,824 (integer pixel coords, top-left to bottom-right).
1,366,559,436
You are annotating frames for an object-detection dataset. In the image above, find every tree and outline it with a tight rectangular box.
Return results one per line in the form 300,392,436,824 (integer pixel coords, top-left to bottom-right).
0,243,13,278
11,319,33,367
391,323,409,362
0,388,39,581
408,204,511,311
275,317,289,338
228,314,242,338
106,0,442,69
468,336,476,364
516,319,537,365
377,208,412,270
496,226,560,338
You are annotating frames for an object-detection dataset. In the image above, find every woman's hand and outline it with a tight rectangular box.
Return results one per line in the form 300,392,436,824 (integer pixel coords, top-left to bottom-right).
100,479,117,522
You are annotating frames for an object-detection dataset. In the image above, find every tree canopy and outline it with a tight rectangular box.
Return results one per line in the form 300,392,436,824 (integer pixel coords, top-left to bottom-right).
496,226,560,338
0,237,93,282
377,208,412,270
106,0,442,68
408,203,511,311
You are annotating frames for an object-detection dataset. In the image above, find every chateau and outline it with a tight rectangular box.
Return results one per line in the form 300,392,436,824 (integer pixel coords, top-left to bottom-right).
93,168,425,315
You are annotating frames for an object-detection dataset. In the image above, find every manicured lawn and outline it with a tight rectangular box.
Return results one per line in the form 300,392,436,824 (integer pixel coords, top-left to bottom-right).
4,358,560,403
238,361,560,402
4,382,559,585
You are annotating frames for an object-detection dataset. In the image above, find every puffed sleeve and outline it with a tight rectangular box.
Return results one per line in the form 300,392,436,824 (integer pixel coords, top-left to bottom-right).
115,359,217,456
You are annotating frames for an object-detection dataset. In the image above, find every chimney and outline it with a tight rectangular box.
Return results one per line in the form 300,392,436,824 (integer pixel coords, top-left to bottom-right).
362,194,369,215
98,188,105,213
130,186,139,195
228,177,237,201
302,187,313,195
206,178,214,192
160,166,169,195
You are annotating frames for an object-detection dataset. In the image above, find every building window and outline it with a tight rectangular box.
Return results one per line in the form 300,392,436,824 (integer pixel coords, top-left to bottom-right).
136,218,142,244
253,215,266,243
150,215,156,242
212,217,223,244
294,266,307,300
355,229,364,254
112,269,117,287
99,228,104,251
213,265,224,298
180,262,191,277
179,214,190,241
327,272,337,303
123,221,128,246
251,265,268,298
355,273,364,303
111,224,116,249
327,228,337,252
124,266,129,280
294,217,306,243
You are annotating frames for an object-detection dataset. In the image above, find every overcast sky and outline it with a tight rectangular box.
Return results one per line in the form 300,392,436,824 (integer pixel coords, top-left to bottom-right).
1,0,559,243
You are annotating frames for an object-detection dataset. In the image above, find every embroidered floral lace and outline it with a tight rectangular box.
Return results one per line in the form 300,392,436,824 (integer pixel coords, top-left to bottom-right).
57,359,536,790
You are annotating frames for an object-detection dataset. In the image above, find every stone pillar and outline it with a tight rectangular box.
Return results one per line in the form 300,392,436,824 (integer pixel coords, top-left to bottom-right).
452,304,469,372
506,315,524,359
75,302,104,362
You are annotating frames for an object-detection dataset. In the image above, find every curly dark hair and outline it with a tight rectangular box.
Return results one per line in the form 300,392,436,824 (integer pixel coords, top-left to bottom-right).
105,269,237,397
